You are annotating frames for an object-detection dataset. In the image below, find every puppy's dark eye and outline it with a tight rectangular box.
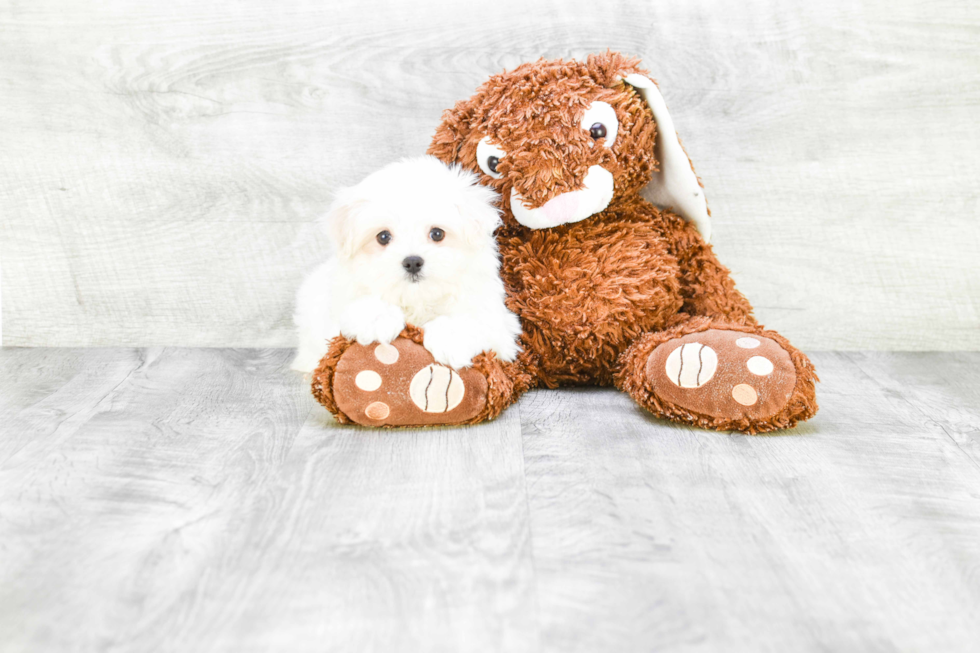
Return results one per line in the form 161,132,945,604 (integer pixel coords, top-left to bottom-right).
486,156,499,174
429,227,445,242
376,230,391,246
589,123,607,140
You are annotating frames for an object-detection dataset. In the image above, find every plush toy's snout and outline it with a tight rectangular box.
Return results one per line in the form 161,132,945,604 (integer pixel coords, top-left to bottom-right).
508,164,616,229
429,52,712,238
498,128,616,204
498,124,620,228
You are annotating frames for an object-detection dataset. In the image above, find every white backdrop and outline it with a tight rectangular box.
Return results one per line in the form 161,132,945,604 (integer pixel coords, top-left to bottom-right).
1,0,977,349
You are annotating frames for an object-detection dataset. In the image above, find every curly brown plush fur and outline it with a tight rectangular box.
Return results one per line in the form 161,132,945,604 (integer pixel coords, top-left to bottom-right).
616,317,818,434
311,51,817,433
425,51,817,432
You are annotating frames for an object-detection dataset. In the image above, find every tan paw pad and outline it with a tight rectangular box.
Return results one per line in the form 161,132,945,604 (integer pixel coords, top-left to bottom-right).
731,384,758,406
409,364,465,413
664,342,718,388
746,356,774,376
374,343,400,365
646,329,796,421
365,401,390,420
355,370,382,391
331,338,489,427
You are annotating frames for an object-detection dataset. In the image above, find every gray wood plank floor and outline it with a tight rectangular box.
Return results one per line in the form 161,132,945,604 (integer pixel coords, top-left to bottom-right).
2,349,979,652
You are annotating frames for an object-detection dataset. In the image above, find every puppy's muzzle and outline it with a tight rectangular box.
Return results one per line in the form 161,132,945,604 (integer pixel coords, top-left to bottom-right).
402,255,424,281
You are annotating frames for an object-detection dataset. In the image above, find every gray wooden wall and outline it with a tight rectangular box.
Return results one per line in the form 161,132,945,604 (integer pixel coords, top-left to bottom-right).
1,0,977,349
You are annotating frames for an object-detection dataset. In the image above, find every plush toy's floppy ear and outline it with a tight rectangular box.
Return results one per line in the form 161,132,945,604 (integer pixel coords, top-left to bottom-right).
622,74,712,242
428,97,479,166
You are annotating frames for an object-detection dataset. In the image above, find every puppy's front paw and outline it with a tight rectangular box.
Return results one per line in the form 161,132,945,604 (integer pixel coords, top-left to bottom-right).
492,336,521,364
422,316,486,369
339,297,406,345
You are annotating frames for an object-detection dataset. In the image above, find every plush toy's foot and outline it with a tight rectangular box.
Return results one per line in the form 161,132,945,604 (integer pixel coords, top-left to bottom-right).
311,327,529,427
619,319,818,434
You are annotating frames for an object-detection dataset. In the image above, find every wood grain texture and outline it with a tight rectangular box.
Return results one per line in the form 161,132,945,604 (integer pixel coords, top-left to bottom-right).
1,0,979,348
520,352,980,652
2,349,980,650
0,348,538,652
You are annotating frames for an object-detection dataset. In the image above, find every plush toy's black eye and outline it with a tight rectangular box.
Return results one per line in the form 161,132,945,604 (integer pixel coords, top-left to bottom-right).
429,227,445,242
589,123,607,140
376,230,391,246
477,136,505,179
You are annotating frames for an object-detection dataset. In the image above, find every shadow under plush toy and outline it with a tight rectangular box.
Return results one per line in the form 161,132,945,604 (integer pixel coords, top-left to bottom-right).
312,51,818,433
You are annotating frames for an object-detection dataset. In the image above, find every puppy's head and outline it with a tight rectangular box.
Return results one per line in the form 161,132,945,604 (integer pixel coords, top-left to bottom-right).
427,51,711,240
323,156,501,296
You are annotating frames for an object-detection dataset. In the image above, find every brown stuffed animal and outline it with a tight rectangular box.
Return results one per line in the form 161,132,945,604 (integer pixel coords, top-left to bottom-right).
312,52,818,434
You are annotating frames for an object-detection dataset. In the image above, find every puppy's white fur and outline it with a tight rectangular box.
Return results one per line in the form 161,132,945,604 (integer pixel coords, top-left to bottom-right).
292,156,522,372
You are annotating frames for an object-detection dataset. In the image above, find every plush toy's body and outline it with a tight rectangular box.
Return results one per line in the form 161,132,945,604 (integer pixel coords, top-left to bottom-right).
312,52,818,433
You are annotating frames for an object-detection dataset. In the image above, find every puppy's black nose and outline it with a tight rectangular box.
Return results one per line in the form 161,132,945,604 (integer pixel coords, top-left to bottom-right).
402,255,424,274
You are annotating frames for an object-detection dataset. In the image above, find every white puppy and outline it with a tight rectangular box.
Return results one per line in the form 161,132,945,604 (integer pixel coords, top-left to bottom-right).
292,156,522,373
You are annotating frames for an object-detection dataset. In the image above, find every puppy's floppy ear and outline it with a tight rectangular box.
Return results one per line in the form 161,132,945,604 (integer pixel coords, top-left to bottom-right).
450,164,502,245
622,74,712,242
320,186,364,259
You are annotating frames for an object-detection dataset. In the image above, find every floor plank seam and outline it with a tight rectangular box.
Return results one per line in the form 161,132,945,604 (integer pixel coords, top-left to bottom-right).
512,399,545,648
843,352,980,473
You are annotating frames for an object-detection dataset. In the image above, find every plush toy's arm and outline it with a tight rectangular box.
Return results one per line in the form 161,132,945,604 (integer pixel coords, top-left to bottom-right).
641,202,757,325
